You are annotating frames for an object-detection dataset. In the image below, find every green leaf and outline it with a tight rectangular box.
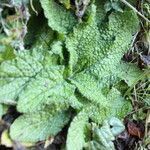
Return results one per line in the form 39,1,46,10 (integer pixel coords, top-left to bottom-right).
117,62,143,86
40,0,77,34
67,7,139,124
66,5,139,74
51,41,64,62
70,63,136,123
104,1,123,12
0,48,45,105
88,88,131,123
84,117,125,150
0,48,81,111
66,111,88,150
17,65,81,113
10,109,71,142
106,88,132,118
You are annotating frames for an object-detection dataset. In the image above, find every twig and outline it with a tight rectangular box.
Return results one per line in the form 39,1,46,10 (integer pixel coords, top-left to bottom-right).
0,3,13,8
126,106,149,116
30,0,38,15
120,0,150,23
134,86,138,101
145,110,150,137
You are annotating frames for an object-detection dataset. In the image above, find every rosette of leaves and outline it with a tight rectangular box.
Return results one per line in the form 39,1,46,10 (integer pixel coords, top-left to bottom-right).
0,0,143,149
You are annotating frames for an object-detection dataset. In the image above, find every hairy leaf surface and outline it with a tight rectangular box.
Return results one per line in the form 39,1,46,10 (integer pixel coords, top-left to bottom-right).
40,0,77,34
66,111,88,150
10,109,71,142
0,48,81,112
0,0,142,145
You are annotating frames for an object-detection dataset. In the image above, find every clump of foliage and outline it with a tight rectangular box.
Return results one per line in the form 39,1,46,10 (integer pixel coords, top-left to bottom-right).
0,0,149,149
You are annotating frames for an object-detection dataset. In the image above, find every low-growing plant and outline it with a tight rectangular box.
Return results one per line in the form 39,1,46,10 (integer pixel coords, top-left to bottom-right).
0,0,149,149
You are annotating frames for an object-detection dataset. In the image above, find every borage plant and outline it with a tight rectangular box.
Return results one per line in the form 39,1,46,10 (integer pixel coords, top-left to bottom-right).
0,0,146,149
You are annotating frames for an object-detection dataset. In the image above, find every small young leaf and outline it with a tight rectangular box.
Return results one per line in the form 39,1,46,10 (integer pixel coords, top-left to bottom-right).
85,118,125,150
